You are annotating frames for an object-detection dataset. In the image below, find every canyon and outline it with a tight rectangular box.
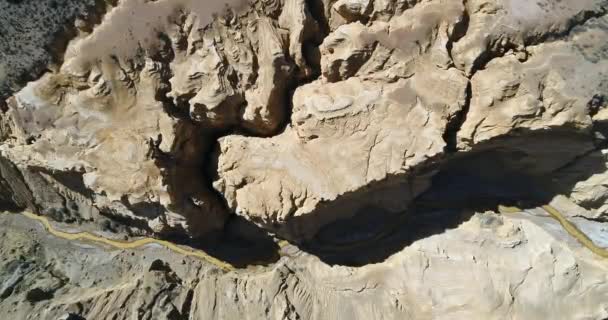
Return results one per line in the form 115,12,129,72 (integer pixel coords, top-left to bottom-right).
0,0,608,319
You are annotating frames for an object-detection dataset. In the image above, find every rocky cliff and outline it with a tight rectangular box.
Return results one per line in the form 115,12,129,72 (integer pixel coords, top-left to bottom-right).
0,0,608,319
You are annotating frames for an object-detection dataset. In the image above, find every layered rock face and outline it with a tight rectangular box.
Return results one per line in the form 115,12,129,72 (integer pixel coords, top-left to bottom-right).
1,0,317,237
216,0,608,239
2,206,608,320
1,0,608,319
2,0,607,241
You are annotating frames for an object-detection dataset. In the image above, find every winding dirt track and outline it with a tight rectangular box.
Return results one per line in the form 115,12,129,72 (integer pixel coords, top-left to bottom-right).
499,204,608,258
19,211,236,271
541,205,608,258
12,203,608,272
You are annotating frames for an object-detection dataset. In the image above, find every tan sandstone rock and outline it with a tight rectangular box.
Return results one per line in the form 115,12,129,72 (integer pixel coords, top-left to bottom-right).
0,0,607,251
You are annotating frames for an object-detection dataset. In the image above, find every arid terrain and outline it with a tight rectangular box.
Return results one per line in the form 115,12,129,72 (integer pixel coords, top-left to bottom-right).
1,0,608,319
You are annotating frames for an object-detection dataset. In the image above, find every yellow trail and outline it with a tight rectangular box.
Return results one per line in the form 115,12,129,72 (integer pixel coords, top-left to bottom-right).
20,211,235,271
499,204,608,258
15,203,608,268
541,205,608,258
278,240,290,248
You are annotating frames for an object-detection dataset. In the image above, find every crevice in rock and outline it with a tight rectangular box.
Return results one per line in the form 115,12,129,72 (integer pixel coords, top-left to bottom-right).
181,289,194,320
468,41,524,77
572,214,608,224
294,0,337,89
446,0,470,63
197,0,333,230
2,0,331,260
152,120,229,237
442,81,472,153
305,0,332,38
140,29,284,267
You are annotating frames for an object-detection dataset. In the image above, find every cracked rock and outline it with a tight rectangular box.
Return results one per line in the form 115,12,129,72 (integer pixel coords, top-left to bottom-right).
1,0,608,318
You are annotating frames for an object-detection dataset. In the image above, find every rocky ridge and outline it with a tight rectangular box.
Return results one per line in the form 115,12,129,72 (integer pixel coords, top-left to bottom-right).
0,0,608,318
1,0,607,241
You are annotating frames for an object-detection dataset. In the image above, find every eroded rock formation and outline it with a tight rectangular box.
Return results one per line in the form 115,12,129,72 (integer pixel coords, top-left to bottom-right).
1,0,608,318
2,205,608,320
3,0,606,242
1,0,320,237
215,0,608,240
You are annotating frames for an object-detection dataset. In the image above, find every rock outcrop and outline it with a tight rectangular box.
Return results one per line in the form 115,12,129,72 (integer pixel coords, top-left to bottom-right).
0,0,319,237
1,0,608,318
215,67,469,239
214,0,608,240
0,0,607,241
2,204,608,320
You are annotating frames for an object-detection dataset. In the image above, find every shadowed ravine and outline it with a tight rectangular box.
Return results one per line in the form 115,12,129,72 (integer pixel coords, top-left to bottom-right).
10,144,608,270
9,193,608,270
2,0,608,318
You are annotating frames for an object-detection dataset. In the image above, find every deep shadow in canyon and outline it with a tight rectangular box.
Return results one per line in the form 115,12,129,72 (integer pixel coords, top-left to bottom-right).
172,129,608,268
1,130,607,269
296,129,608,266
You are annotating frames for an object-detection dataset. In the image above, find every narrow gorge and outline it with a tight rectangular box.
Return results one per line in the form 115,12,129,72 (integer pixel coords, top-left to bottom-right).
0,0,608,319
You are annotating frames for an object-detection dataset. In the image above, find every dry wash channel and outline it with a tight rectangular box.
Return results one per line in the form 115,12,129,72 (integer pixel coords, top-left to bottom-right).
12,211,236,271
10,201,608,275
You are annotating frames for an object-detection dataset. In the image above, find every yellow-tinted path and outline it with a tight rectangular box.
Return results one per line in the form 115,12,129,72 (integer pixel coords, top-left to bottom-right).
13,203,608,269
499,204,608,258
19,211,235,271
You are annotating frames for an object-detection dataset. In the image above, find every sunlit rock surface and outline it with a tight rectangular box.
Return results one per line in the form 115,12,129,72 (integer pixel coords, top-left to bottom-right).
0,0,608,318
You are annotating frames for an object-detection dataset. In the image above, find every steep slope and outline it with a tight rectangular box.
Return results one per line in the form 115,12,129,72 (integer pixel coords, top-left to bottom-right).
0,0,608,318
